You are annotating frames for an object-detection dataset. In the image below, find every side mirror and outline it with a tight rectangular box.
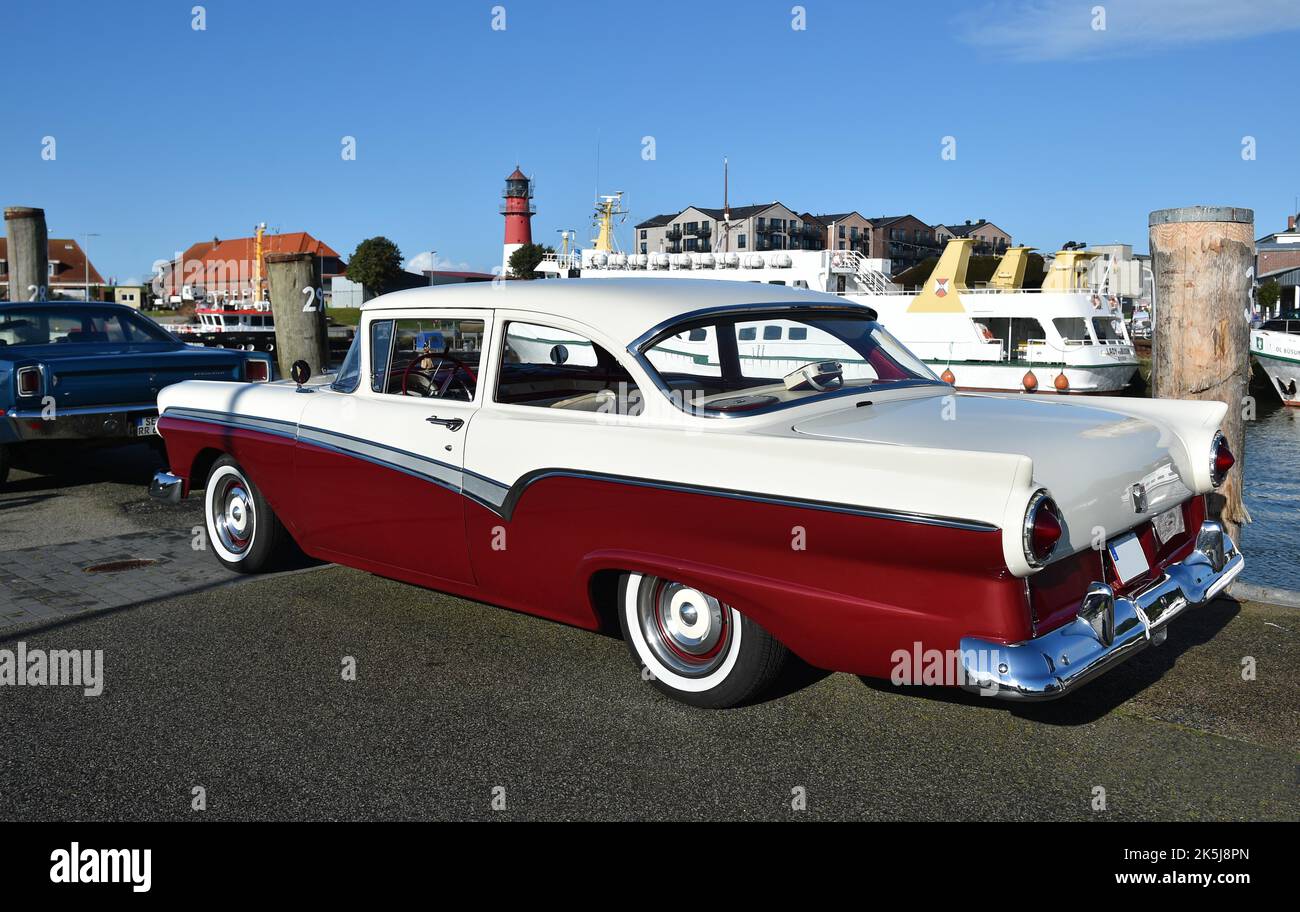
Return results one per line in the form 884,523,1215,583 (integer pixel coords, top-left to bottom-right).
549,344,569,365
291,360,312,388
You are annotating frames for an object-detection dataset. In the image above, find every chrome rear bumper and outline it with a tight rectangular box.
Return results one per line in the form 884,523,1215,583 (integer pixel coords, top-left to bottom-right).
3,404,158,442
960,521,1244,701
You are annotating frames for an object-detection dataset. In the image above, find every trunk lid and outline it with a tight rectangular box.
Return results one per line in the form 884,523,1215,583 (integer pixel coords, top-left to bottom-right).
791,393,1193,558
23,344,249,407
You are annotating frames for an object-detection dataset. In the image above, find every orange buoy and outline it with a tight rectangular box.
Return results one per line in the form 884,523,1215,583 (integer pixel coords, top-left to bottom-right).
1054,371,1070,392
1022,370,1039,392
941,367,956,384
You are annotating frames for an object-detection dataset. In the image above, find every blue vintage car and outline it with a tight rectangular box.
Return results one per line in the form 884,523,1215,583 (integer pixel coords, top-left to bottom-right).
0,301,274,487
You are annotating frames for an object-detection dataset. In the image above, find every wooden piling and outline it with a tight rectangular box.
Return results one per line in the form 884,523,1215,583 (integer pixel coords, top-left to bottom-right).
266,251,327,380
4,207,49,302
1148,206,1253,540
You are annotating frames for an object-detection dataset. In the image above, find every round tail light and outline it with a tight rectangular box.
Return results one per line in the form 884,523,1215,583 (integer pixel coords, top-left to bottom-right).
1023,490,1063,568
1210,432,1234,488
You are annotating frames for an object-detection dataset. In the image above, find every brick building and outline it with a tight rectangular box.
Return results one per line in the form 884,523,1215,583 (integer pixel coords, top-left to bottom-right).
158,231,345,304
934,219,1013,255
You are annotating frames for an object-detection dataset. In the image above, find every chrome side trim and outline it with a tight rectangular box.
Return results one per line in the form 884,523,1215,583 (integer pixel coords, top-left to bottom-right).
496,467,998,530
161,408,998,532
960,521,1244,700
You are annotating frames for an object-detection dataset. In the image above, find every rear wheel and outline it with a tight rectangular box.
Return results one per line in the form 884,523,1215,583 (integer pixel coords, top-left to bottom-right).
204,455,290,573
617,572,788,708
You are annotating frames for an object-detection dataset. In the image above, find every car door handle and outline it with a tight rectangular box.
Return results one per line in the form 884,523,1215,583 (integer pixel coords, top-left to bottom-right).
426,415,464,431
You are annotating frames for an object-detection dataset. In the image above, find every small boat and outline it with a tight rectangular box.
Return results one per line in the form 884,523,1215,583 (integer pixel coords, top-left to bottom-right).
1252,312,1300,406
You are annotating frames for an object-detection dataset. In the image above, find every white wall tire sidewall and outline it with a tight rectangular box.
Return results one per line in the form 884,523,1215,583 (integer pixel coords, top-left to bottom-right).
623,572,743,693
206,464,254,564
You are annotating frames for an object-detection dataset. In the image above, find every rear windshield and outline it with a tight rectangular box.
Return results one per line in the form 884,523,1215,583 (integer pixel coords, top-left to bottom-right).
639,307,941,415
0,308,174,346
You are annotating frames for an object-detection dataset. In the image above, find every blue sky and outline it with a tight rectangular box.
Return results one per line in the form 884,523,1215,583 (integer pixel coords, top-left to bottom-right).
3,0,1300,281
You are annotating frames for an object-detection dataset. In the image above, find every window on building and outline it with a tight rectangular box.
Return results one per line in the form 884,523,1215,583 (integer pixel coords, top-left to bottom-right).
738,234,747,249
738,326,757,341
763,325,782,341
640,229,647,240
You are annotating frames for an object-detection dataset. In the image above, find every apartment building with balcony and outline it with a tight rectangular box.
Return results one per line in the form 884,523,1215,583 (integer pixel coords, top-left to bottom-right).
864,215,941,274
634,202,824,255
805,212,872,253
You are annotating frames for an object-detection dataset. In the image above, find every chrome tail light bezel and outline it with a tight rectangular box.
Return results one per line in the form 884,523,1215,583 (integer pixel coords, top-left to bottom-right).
1022,488,1064,569
16,365,41,398
1209,431,1233,488
245,358,270,383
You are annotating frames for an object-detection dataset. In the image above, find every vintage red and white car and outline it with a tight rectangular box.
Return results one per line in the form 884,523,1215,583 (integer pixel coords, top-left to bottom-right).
148,279,1243,706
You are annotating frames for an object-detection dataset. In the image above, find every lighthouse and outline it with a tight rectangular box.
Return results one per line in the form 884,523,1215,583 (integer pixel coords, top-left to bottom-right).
501,166,535,276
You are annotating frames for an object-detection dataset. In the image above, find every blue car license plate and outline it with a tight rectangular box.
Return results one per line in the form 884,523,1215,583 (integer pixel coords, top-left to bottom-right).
134,416,159,437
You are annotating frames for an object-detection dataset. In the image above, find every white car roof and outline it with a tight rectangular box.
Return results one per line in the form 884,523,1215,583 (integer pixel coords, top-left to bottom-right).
361,278,858,349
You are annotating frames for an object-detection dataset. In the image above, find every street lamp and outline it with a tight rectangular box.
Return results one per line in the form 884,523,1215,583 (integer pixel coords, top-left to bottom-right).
82,232,101,301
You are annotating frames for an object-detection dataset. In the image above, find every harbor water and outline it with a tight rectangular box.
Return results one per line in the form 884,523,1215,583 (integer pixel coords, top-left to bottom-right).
1238,391,1300,591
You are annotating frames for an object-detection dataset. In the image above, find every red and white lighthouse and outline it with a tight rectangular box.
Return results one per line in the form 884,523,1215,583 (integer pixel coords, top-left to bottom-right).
501,166,535,275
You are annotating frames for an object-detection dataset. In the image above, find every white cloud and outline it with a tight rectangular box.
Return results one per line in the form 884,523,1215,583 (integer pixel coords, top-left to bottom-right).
958,0,1300,62
405,250,473,274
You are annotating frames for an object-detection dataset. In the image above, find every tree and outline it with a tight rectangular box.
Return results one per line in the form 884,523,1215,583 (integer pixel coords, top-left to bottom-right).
346,237,404,299
1258,279,1280,313
508,243,554,280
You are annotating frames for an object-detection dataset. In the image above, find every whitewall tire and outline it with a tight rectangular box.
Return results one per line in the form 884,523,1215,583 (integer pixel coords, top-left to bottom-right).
617,572,788,708
204,456,291,573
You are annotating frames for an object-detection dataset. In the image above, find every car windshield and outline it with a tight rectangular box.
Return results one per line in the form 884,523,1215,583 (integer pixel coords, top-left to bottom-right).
0,307,175,346
639,307,942,415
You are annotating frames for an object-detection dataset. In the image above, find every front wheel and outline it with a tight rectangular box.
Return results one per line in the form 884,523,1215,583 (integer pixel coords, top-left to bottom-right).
204,455,291,573
617,572,788,708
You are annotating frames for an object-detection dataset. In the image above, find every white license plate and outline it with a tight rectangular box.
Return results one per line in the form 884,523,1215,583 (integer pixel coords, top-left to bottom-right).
134,416,159,437
1152,505,1185,545
1107,532,1150,585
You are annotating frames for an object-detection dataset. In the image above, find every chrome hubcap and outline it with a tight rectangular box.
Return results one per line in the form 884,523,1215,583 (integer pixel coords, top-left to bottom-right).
637,578,731,677
213,476,255,555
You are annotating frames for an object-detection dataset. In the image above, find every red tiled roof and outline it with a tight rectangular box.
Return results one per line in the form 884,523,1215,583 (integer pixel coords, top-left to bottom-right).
0,237,105,286
160,231,341,292
199,231,340,263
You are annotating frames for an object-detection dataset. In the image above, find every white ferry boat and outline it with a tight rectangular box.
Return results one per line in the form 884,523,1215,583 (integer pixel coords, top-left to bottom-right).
540,237,1139,394
173,300,276,336
1251,313,1300,406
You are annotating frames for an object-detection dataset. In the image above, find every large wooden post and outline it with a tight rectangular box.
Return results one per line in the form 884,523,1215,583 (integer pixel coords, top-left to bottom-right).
1148,206,1253,539
4,207,49,302
266,251,327,380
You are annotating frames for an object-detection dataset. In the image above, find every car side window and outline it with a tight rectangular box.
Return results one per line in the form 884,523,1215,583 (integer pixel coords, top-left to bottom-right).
332,333,363,393
370,320,394,392
496,321,642,416
374,318,484,400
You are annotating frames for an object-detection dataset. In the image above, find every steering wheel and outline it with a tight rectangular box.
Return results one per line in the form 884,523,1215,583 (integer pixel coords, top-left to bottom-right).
399,350,477,400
